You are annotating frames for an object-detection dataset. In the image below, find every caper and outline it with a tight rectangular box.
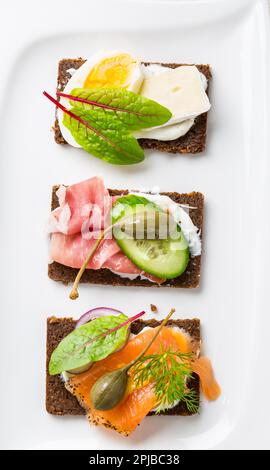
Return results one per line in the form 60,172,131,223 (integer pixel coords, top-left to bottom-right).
116,209,175,240
90,367,128,410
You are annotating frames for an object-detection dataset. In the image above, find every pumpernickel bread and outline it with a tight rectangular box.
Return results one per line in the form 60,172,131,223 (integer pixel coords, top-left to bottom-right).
48,187,204,288
46,316,200,416
54,59,211,154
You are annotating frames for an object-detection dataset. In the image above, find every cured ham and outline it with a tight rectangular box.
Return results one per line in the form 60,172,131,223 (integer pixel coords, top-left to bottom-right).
48,177,111,235
50,233,163,283
50,234,119,270
48,177,163,283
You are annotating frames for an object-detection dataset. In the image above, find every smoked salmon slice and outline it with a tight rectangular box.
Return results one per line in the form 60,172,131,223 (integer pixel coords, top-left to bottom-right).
192,357,221,401
65,326,219,436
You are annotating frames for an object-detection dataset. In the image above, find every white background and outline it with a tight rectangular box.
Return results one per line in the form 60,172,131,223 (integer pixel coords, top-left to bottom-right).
0,0,269,450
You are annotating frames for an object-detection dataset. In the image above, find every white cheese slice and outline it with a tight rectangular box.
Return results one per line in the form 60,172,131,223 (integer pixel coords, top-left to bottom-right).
140,65,210,127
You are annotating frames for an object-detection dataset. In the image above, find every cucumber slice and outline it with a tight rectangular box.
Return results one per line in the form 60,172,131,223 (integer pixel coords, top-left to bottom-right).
112,195,190,279
114,236,189,279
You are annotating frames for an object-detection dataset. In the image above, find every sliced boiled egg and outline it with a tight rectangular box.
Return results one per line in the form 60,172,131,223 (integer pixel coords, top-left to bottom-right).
64,50,143,92
84,52,143,91
59,50,144,147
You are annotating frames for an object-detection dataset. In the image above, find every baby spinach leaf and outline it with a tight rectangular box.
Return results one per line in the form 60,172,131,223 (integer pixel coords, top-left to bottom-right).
64,87,172,130
63,107,144,165
49,314,129,375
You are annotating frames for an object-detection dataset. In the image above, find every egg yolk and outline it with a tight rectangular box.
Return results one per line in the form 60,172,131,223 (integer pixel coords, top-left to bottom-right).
83,53,137,89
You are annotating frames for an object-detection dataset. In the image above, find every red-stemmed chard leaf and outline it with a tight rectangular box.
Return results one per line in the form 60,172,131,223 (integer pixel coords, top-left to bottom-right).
56,87,172,130
43,91,144,165
49,310,145,375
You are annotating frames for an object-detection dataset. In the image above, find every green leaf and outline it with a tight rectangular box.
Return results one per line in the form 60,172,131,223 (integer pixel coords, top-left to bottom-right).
68,87,172,130
63,108,144,165
49,314,129,375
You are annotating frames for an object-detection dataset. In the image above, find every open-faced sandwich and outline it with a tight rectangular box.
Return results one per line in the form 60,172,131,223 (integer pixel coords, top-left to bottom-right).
47,177,204,296
46,307,220,436
43,51,211,165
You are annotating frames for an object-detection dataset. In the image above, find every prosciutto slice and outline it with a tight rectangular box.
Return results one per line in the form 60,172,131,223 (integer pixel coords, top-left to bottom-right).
48,177,111,235
48,177,164,284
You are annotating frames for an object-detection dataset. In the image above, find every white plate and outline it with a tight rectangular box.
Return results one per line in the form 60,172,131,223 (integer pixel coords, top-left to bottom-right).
0,0,270,450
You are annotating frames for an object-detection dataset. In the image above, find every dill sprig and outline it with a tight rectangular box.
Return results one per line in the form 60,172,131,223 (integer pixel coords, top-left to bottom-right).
131,348,199,414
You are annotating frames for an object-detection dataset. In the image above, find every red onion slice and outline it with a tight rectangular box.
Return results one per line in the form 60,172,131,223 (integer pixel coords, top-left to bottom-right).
76,307,124,328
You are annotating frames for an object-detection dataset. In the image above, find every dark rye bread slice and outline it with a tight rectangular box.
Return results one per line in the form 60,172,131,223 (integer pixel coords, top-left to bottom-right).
46,316,200,416
54,59,211,154
48,187,204,288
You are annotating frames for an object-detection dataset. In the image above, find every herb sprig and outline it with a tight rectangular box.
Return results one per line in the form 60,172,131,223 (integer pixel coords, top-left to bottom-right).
131,348,199,414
